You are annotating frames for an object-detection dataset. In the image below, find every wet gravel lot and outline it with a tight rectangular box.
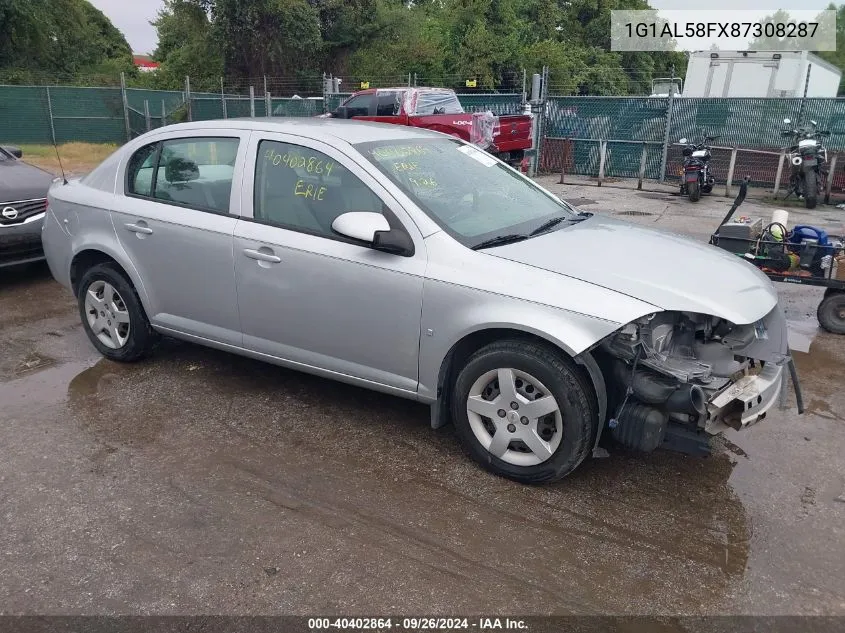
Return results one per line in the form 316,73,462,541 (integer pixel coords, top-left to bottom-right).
1,182,844,616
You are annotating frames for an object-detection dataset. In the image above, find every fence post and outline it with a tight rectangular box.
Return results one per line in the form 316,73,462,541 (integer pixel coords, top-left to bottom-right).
249,86,256,118
522,68,527,105
659,65,676,182
638,142,647,190
144,100,151,132
161,100,166,127
413,72,417,87
120,72,131,141
265,91,272,117
528,65,548,178
185,76,192,121
825,153,838,204
221,77,227,119
724,147,738,197
45,86,57,146
559,137,570,184
597,140,607,186
773,150,786,197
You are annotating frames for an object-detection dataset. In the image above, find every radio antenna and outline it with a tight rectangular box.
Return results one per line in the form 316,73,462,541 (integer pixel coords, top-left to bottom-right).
53,142,68,185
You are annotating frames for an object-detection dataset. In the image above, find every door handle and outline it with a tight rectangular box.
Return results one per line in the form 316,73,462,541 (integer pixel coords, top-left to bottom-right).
243,248,281,264
124,222,153,235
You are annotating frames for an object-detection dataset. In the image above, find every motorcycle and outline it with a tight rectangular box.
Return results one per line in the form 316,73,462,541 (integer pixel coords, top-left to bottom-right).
781,118,830,209
678,135,718,202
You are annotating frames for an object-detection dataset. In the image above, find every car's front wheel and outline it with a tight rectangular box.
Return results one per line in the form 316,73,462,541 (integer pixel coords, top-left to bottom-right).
77,263,157,362
451,340,597,483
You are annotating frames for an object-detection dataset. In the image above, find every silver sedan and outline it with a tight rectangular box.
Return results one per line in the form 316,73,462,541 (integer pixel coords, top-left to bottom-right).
42,119,789,483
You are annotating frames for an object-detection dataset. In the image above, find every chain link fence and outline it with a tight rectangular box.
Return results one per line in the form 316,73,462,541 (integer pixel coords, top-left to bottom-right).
539,95,845,197
5,71,845,200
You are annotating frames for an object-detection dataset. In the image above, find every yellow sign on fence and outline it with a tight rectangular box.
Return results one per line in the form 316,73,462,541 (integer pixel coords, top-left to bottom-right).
465,79,477,88
360,81,370,89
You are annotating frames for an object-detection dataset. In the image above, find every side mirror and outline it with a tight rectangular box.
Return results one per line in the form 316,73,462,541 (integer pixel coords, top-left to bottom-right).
679,137,688,144
333,105,348,119
783,118,791,125
332,212,414,256
332,211,390,243
2,145,22,158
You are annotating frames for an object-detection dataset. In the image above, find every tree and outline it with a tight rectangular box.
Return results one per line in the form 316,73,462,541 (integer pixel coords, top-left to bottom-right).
748,10,808,51
150,0,223,91
816,3,845,95
212,0,322,78
0,0,133,82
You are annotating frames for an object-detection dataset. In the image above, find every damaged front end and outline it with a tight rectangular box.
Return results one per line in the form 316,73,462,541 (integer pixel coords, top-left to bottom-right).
595,304,795,456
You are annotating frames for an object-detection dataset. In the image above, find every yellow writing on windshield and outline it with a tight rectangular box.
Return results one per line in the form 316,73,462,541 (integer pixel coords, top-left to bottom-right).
393,161,418,172
372,145,429,160
409,176,437,188
264,147,334,178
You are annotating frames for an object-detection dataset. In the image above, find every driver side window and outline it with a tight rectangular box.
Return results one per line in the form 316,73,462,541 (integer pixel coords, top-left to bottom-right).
342,94,373,118
254,140,385,239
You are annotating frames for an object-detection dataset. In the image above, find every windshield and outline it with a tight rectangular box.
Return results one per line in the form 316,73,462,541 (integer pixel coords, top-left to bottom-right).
356,138,578,247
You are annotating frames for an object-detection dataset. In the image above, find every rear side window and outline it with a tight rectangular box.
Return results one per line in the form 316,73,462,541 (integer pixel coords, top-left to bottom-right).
376,92,402,116
413,91,463,115
125,137,240,214
127,143,159,196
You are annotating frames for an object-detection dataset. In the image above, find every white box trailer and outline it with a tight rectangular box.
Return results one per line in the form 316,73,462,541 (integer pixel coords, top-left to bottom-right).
682,50,841,98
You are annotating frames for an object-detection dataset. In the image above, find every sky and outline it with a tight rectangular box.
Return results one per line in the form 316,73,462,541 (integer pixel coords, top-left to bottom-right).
89,0,163,54
90,0,837,55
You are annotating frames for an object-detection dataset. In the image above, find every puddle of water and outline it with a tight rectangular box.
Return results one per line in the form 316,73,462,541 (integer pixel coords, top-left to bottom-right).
0,359,98,415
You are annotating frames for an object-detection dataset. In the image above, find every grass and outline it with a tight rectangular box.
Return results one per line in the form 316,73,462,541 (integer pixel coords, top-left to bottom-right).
10,142,118,177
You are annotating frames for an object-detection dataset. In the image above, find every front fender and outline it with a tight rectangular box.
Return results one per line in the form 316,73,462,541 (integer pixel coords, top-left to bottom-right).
417,277,633,404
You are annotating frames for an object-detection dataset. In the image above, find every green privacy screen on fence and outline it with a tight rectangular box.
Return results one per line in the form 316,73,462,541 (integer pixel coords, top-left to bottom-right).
0,85,522,145
6,81,845,188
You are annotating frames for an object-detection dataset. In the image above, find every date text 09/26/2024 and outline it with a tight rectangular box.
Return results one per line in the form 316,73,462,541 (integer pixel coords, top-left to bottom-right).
308,617,528,630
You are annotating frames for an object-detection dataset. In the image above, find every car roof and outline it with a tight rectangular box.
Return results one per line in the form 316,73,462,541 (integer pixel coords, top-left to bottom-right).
153,117,444,145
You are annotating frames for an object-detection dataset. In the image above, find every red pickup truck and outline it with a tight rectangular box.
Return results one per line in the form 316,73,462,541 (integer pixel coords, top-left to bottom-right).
326,87,533,166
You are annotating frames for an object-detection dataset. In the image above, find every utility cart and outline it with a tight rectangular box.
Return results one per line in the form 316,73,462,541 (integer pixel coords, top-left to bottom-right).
710,178,845,334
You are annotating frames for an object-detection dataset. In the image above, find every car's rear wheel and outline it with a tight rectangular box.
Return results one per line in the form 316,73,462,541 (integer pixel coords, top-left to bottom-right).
451,340,597,483
77,263,157,362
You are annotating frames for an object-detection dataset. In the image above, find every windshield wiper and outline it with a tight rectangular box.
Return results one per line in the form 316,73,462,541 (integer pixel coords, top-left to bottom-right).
471,233,529,250
529,216,567,236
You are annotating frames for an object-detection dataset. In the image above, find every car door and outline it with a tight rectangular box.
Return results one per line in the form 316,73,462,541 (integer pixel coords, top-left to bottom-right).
113,132,248,346
234,133,426,393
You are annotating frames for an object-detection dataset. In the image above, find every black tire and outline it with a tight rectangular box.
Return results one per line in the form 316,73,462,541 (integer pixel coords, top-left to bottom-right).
450,339,597,484
687,180,701,202
805,170,818,209
817,292,845,334
77,263,158,362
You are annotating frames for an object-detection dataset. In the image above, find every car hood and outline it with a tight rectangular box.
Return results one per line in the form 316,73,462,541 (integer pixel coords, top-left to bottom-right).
0,161,55,202
485,214,778,325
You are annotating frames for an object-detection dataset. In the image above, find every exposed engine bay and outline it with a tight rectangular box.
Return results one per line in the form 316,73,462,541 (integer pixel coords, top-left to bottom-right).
596,306,791,455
